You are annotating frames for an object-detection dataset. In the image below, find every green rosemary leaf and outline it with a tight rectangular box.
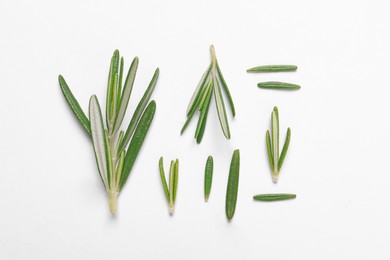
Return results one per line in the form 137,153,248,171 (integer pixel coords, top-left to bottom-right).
116,150,125,187
173,159,179,204
226,149,240,221
58,75,91,137
117,57,124,106
159,157,170,202
195,82,213,139
111,57,139,135
103,130,113,189
216,62,236,117
180,108,197,135
168,160,175,214
196,86,213,144
266,130,274,171
204,156,213,202
247,65,297,73
198,78,212,110
106,50,120,129
253,193,296,201
278,128,291,171
186,64,212,115
114,131,125,157
271,107,279,179
119,68,159,152
89,95,109,190
119,100,156,191
258,81,301,90
110,73,119,124
214,74,231,139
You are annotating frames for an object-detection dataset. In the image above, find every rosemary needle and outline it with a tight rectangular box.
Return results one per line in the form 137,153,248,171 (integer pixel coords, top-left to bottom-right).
253,193,296,201
226,149,240,221
258,81,301,90
204,156,214,202
247,65,297,73
159,157,179,215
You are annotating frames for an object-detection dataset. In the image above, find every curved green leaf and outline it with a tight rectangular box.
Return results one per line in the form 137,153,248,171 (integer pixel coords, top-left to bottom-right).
226,149,240,221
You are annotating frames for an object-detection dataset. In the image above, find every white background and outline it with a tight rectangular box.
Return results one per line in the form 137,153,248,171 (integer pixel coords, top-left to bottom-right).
1,0,389,259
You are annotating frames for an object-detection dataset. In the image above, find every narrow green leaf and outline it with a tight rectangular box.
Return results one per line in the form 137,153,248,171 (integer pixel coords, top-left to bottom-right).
168,160,175,214
278,128,291,171
195,82,213,139
103,130,113,189
119,101,156,191
271,107,279,177
186,63,212,115
196,86,213,144
204,156,213,202
198,78,212,111
58,75,91,137
214,74,231,140
110,73,119,124
117,57,124,106
119,68,159,152
253,193,296,201
89,95,109,190
114,130,124,157
116,150,125,187
266,130,274,171
180,107,198,135
111,57,139,135
173,159,179,203
158,157,170,202
247,65,297,73
106,50,120,129
216,62,236,117
226,149,240,221
258,81,301,90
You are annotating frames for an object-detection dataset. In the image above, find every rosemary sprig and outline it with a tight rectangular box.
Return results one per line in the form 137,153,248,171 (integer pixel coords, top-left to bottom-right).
59,50,158,215
253,193,296,201
247,65,297,73
181,45,235,143
204,156,213,202
266,107,291,183
158,157,179,215
258,81,301,90
226,149,240,221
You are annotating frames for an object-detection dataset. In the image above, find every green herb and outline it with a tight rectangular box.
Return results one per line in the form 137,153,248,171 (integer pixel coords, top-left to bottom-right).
258,81,301,90
226,149,240,221
158,157,179,215
59,50,158,215
204,156,214,202
266,107,291,183
253,193,296,201
247,65,297,73
181,45,235,143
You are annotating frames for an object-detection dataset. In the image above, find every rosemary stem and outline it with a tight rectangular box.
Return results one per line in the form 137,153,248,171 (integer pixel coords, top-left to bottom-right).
108,191,119,215
210,45,217,63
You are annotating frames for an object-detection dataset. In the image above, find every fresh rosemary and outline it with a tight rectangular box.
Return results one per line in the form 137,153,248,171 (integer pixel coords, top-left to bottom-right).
158,157,179,215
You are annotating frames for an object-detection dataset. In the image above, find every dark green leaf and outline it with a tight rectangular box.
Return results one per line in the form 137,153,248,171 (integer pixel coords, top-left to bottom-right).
226,149,240,221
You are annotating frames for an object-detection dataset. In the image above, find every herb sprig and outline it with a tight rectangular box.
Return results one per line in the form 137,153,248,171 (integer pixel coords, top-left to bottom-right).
59,50,158,215
181,45,235,143
159,157,179,215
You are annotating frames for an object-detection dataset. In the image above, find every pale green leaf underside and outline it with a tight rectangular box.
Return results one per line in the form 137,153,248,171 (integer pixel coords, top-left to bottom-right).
214,74,231,139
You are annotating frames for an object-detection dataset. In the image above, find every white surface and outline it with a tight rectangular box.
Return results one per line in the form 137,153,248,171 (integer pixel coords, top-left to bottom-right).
1,0,389,259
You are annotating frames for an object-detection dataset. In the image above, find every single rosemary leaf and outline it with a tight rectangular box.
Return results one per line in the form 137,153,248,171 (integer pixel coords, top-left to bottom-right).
198,78,212,110
216,62,236,117
116,150,125,187
173,159,179,203
258,81,301,90
253,193,296,201
247,65,297,73
186,64,212,115
159,157,170,201
195,82,213,139
110,73,119,124
119,68,159,152
103,130,113,189
196,86,213,144
114,130,125,157
58,75,91,136
266,130,274,170
89,95,109,190
112,57,139,135
180,107,198,135
204,156,213,202
271,108,279,177
119,100,156,191
106,50,120,129
168,160,175,214
226,149,240,221
117,57,124,107
214,74,231,139
278,127,291,171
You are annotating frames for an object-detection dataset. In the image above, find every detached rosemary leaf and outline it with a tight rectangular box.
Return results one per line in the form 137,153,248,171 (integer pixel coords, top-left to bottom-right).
226,149,240,221
266,130,274,170
119,100,156,191
253,193,296,201
168,160,175,214
119,68,159,152
204,156,213,202
247,65,297,73
271,107,279,177
216,62,236,117
58,75,91,136
173,159,179,203
89,95,109,190
111,57,139,135
214,74,231,139
159,157,170,201
186,64,212,115
106,50,120,129
278,128,291,171
258,81,301,90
